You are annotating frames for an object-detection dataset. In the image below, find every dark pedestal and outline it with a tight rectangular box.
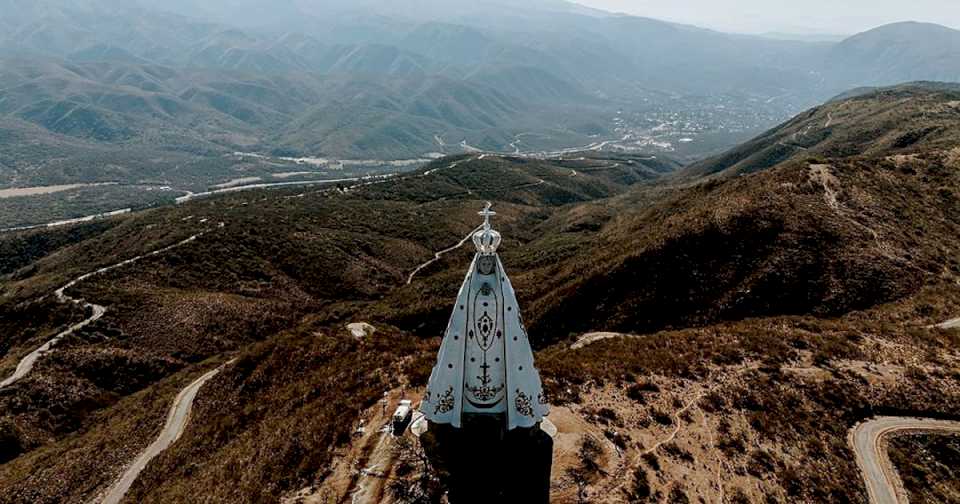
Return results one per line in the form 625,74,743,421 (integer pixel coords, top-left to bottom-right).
421,415,553,504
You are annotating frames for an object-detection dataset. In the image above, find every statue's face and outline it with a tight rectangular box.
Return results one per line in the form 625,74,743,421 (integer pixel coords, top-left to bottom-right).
477,255,496,276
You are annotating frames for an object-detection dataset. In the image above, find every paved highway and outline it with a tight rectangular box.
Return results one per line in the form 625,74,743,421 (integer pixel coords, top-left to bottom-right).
851,417,960,504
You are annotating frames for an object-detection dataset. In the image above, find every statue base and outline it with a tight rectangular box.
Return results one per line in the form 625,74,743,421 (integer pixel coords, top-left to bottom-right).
420,415,553,503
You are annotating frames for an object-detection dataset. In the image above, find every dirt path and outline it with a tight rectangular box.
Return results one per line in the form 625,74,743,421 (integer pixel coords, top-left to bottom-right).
597,385,708,498
577,162,622,173
175,175,396,204
810,164,841,211
406,166,558,285
406,225,483,285
97,362,231,504
0,233,206,388
809,164,902,262
0,208,133,234
350,426,399,504
284,390,410,504
1,172,402,234
423,156,474,176
777,136,809,151
512,179,546,190
450,138,620,159
850,417,960,504
639,390,705,457
0,304,105,388
934,317,960,329
570,332,632,350
775,121,816,151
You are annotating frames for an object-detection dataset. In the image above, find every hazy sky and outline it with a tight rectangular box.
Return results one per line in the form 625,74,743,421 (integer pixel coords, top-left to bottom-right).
573,0,959,35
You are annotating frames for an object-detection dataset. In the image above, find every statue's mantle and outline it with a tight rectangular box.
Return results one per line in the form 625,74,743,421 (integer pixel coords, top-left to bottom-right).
420,203,549,430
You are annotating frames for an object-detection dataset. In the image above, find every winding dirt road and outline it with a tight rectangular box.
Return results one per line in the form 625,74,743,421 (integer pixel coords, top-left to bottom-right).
2,173,402,233
851,417,960,504
0,233,204,388
0,304,105,388
0,208,133,234
639,390,705,458
849,315,960,503
176,175,396,204
98,362,231,504
570,332,631,350
406,225,483,285
422,156,474,176
349,425,398,504
597,385,708,499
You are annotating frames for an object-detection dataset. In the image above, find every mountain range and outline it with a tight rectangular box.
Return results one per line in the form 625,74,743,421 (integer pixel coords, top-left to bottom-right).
0,0,959,191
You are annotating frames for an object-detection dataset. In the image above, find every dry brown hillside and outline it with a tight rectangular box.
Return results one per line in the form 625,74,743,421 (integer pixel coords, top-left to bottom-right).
1,84,959,503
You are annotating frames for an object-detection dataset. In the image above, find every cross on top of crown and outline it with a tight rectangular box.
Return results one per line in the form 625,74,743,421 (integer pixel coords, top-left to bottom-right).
479,202,496,230
473,202,502,254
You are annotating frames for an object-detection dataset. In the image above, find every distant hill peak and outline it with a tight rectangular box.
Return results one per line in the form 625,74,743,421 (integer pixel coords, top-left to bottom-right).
685,82,960,178
852,20,959,35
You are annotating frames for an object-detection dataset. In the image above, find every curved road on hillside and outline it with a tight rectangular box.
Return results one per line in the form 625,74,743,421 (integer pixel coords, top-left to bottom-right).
0,304,106,388
175,175,397,204
851,417,960,504
0,208,133,234
406,225,483,285
0,233,205,388
99,362,231,504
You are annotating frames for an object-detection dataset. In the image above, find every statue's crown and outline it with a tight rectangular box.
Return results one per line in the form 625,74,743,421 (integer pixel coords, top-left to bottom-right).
473,202,501,254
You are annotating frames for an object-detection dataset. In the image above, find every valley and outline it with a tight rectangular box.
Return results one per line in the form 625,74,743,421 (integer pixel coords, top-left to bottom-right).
2,2,959,233
0,183,118,199
0,155,428,230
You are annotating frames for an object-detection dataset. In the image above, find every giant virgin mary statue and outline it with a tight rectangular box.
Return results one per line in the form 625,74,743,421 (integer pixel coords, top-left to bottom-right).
421,203,549,430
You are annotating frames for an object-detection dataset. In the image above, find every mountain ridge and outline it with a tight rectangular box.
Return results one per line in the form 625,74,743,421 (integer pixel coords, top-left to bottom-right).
2,0,960,238
685,81,960,178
